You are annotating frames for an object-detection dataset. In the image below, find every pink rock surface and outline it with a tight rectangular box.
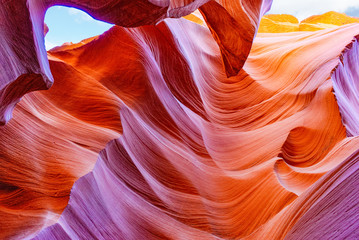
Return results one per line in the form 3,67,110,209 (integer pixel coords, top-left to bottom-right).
32,20,359,239
2,1,359,239
0,0,270,124
332,35,359,136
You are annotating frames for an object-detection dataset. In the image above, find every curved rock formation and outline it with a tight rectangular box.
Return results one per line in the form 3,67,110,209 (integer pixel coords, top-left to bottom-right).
34,14,359,240
332,35,359,137
0,54,122,239
259,11,359,33
2,1,359,240
0,0,271,125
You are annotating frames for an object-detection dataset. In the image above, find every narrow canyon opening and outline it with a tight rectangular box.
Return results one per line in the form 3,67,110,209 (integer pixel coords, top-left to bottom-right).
44,6,113,50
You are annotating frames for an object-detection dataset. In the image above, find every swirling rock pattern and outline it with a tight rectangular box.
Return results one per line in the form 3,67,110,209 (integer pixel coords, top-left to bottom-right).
258,11,359,33
2,0,359,239
35,14,359,240
0,0,270,124
0,54,123,239
332,35,359,137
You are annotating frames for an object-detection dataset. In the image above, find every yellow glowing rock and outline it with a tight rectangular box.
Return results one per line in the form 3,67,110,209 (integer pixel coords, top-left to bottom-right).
299,12,359,31
259,14,299,33
259,12,359,33
302,11,359,26
183,10,204,25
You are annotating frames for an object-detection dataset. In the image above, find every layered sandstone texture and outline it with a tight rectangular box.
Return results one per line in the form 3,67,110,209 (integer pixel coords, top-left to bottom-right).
1,1,359,239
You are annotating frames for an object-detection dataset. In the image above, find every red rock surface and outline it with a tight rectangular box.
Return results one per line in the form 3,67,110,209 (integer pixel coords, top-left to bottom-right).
2,1,359,239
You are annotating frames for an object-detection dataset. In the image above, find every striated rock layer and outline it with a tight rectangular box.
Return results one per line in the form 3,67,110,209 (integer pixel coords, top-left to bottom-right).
2,1,359,239
259,11,359,33
0,0,271,124
36,14,359,240
332,35,359,137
